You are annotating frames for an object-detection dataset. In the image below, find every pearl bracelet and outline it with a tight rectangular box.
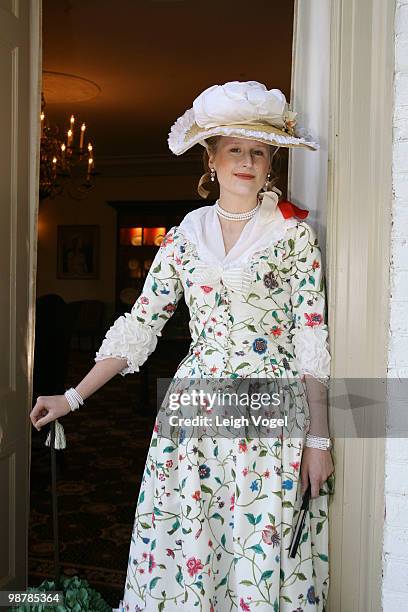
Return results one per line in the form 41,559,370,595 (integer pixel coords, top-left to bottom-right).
305,433,332,451
64,387,85,411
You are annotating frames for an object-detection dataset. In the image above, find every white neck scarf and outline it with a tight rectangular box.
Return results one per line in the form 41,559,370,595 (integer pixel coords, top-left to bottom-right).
179,190,298,268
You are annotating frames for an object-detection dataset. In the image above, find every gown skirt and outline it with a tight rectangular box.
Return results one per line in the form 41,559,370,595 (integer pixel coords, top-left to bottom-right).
113,372,333,612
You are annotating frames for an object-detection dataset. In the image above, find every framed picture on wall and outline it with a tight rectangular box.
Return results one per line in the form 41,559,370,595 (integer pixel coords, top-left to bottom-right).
57,225,100,280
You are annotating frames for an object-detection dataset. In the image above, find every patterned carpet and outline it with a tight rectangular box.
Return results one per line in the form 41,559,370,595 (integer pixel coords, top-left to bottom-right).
28,340,189,608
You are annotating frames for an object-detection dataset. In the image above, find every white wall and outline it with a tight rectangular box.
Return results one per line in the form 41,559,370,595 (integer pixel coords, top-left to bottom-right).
383,1,408,608
289,0,331,259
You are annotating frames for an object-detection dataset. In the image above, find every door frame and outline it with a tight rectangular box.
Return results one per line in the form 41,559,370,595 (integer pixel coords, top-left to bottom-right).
25,0,394,605
26,0,42,583
289,1,394,610
28,6,42,395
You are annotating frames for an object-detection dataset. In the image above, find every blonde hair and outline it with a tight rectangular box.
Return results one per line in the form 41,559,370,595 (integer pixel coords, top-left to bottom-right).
197,136,281,199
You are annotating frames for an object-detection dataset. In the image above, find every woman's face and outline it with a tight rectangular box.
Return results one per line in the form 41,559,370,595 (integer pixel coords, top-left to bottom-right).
208,136,271,199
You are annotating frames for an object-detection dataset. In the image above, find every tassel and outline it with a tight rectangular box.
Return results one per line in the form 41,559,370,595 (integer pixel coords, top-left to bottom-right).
45,419,67,450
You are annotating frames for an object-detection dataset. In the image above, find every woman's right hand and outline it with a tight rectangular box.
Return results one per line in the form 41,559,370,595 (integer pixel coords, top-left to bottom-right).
30,395,72,431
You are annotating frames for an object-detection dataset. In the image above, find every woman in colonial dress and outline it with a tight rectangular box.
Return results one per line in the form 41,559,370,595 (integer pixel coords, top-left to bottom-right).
30,81,335,612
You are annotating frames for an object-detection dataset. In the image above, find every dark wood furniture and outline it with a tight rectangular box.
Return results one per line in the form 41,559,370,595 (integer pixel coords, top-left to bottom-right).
106,201,203,406
107,200,202,317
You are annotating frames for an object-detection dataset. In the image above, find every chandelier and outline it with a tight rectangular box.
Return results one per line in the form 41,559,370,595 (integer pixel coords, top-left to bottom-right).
39,92,97,201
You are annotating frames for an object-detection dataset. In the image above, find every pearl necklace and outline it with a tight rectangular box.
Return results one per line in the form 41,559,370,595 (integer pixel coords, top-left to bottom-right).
215,200,260,221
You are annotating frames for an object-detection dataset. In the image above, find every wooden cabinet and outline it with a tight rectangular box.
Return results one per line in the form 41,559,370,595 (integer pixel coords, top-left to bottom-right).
107,200,202,341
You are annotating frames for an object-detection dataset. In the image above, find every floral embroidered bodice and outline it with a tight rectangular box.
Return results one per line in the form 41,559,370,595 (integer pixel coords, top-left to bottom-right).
95,201,331,385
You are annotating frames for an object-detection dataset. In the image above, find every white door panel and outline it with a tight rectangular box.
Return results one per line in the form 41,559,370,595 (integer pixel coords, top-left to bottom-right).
0,0,41,589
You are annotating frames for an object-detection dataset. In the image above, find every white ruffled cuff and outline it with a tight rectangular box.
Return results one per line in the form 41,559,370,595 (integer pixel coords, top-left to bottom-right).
94,313,159,376
292,326,331,387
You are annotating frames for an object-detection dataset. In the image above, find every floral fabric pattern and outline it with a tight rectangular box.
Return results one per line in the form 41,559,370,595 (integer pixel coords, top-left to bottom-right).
96,220,333,612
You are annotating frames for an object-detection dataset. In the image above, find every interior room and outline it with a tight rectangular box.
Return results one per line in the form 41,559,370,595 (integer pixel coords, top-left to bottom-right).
31,0,295,606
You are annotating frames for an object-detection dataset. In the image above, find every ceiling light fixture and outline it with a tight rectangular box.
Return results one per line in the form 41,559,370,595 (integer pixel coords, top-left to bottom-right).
39,92,98,201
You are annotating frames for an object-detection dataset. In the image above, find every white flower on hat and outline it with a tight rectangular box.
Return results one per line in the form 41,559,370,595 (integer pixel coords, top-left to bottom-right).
193,81,289,129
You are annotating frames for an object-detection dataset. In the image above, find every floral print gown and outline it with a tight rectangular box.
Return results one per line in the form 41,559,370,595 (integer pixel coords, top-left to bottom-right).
95,197,333,612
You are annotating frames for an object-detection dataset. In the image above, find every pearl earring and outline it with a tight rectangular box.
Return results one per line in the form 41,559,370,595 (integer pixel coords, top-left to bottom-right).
210,168,216,182
264,172,271,189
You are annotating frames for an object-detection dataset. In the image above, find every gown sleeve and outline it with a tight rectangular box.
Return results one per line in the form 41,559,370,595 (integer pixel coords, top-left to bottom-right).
289,221,331,388
94,227,183,376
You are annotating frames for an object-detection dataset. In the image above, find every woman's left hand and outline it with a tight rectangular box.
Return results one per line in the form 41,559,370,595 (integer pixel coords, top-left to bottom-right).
300,446,334,498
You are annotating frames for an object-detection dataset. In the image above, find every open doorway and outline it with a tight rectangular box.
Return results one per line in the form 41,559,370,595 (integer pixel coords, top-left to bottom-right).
30,1,297,607
0,0,392,610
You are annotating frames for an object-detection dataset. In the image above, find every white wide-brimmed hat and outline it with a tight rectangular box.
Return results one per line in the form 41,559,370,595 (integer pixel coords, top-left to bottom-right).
168,80,319,155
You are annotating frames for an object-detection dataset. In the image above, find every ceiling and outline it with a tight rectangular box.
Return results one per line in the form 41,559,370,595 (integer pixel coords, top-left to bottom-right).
42,0,294,160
